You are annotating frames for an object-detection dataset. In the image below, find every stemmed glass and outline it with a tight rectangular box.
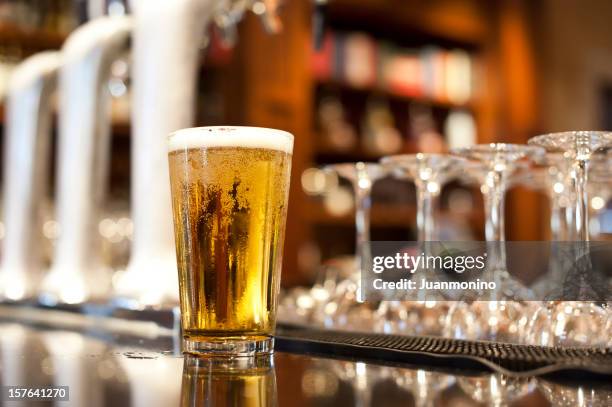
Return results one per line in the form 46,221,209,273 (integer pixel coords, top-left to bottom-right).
444,143,544,343
518,154,572,295
518,154,574,344
375,153,466,335
525,131,612,348
528,131,612,243
311,162,387,331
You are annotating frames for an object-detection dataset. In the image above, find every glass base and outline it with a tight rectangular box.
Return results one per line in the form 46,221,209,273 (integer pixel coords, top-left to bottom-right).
183,336,274,357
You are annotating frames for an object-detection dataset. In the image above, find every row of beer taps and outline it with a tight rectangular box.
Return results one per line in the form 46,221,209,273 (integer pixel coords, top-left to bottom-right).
0,0,288,309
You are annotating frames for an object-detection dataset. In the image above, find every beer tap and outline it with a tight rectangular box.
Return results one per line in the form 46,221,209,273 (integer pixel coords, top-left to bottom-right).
113,0,213,308
0,52,61,302
39,16,132,305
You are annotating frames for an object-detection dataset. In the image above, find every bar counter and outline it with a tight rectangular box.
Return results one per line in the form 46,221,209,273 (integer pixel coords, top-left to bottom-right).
0,311,609,406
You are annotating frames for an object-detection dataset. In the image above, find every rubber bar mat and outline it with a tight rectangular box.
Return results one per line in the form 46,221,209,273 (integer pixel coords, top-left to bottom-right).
275,324,612,379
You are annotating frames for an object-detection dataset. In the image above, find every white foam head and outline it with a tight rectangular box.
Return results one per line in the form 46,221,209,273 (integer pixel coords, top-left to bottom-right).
168,126,294,154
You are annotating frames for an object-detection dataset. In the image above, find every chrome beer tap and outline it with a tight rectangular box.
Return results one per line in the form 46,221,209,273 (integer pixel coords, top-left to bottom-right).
40,16,132,305
113,0,213,308
0,52,61,301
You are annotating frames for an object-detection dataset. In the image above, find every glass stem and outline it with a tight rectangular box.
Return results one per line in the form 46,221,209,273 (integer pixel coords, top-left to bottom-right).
549,192,563,241
354,171,372,302
550,198,561,242
548,190,565,277
483,170,507,280
416,183,439,301
573,158,590,242
484,171,506,242
416,183,436,242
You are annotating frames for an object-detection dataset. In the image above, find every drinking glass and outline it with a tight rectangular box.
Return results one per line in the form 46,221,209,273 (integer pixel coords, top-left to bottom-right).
168,127,293,356
311,162,387,331
445,144,544,342
375,153,465,335
526,131,612,348
528,131,612,242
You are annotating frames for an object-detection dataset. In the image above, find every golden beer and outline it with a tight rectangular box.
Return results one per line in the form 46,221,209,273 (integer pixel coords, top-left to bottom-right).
168,127,293,355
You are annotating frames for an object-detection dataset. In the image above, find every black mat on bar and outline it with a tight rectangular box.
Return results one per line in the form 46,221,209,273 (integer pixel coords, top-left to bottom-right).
276,324,612,379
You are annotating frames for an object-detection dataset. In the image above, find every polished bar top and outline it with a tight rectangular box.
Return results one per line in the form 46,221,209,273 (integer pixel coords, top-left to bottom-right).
0,321,609,406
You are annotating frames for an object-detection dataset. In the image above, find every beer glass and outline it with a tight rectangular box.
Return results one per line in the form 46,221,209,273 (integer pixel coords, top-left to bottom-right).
168,126,293,356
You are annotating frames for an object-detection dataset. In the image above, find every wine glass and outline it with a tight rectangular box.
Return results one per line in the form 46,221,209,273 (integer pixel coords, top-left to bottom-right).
526,131,612,348
445,143,544,343
528,131,612,242
375,153,466,335
311,162,387,331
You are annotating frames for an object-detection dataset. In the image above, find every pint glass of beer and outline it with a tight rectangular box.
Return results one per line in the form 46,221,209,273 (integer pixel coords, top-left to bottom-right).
168,127,293,356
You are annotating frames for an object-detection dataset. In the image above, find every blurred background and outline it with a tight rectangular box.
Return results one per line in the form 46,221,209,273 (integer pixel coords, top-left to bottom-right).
0,0,611,286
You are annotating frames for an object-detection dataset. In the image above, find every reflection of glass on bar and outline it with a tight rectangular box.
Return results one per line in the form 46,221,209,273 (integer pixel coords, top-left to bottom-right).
168,126,293,356
181,354,277,406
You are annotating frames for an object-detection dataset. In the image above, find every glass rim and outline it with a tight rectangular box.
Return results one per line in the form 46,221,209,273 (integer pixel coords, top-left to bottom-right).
528,131,612,151
167,126,294,154
380,153,466,165
528,130,612,139
451,142,544,155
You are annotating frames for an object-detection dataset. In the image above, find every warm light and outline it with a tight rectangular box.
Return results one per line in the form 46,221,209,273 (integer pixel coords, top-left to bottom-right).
358,178,371,189
577,387,584,406
5,281,25,301
323,186,353,216
60,283,87,304
117,217,133,238
99,218,117,239
553,182,565,194
252,1,266,15
302,168,334,195
43,220,60,240
591,196,605,211
426,181,440,194
418,167,433,181
493,162,506,172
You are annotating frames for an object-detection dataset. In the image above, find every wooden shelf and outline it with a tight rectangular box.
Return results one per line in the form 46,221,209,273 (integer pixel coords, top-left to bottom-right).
0,23,67,50
324,0,488,47
314,140,399,162
315,78,475,110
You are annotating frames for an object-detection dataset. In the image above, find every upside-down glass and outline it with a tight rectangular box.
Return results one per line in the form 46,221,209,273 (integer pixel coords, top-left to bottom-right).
168,127,293,356
311,162,386,331
375,153,465,335
526,131,612,348
446,143,543,343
